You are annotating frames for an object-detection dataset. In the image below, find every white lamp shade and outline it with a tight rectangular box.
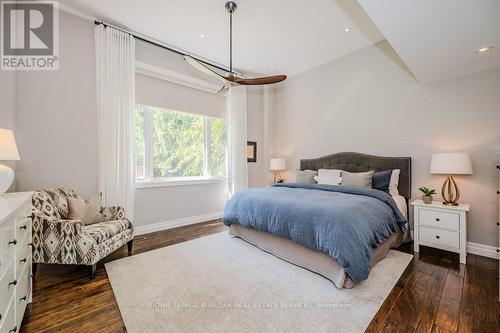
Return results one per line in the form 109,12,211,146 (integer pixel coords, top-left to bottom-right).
0,129,20,161
270,158,286,171
430,152,472,175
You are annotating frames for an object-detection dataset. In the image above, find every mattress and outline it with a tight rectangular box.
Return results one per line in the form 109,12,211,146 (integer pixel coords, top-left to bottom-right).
229,224,403,289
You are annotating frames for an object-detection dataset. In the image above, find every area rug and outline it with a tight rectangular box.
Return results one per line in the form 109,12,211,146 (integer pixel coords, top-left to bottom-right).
105,232,412,333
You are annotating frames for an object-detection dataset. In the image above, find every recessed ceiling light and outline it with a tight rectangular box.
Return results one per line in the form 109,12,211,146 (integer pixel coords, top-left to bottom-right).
200,33,205,38
269,65,275,69
475,46,493,53
344,27,351,32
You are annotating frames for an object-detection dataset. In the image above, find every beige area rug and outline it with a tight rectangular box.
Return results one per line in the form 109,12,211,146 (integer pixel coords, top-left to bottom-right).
106,232,412,333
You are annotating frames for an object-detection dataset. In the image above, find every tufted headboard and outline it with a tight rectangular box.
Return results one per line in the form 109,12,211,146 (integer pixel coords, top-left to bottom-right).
300,152,412,199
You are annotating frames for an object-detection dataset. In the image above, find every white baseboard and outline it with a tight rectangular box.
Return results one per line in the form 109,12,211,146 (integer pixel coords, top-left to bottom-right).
135,211,224,236
467,241,499,260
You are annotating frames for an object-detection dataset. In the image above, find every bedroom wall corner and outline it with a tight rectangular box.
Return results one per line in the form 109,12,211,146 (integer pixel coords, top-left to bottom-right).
272,40,500,248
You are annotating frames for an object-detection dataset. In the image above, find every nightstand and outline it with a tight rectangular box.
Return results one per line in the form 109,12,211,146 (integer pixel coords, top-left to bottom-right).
411,200,470,264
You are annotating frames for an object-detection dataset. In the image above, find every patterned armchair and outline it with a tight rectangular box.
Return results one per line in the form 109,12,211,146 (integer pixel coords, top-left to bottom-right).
31,187,134,280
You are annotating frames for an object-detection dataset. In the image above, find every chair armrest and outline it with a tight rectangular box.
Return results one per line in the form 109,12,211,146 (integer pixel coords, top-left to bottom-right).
101,206,126,221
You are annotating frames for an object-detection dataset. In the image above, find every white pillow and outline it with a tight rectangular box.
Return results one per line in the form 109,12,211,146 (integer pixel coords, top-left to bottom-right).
296,170,318,184
341,170,374,188
315,169,342,185
389,169,400,195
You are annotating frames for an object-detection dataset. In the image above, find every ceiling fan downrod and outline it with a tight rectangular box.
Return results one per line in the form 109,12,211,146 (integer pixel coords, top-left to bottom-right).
225,1,237,75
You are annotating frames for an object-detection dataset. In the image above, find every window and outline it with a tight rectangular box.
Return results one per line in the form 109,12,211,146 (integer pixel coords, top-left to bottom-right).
135,104,227,183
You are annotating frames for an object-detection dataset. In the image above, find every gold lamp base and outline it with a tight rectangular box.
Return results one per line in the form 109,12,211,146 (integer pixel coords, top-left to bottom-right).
441,174,460,206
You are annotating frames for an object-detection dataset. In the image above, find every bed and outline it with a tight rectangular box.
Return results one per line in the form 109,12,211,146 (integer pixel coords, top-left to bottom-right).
223,152,412,288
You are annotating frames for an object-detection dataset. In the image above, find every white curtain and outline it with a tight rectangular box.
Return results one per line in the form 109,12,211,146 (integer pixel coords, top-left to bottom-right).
95,25,135,218
226,86,248,196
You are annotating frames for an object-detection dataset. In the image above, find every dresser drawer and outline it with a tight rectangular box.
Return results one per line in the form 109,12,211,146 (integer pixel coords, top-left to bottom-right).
20,205,31,219
15,264,30,329
16,218,31,239
0,261,15,323
16,250,30,281
419,226,460,249
0,223,16,275
0,299,15,333
419,208,460,230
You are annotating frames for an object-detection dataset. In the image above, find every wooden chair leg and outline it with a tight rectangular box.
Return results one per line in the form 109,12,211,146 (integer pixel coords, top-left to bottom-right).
127,239,134,256
32,263,38,278
89,264,97,280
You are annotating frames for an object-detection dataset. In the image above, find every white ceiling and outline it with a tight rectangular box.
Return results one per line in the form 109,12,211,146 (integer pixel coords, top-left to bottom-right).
358,0,500,83
59,0,384,77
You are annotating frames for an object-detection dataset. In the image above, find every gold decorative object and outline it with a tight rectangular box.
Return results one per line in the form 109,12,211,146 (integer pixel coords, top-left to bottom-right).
441,174,460,206
430,152,473,206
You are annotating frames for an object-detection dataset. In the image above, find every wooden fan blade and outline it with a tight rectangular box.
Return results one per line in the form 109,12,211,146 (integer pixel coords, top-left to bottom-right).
184,55,226,82
224,74,287,85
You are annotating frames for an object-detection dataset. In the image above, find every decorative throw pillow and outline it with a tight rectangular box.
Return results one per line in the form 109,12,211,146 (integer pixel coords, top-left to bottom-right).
68,193,106,225
372,170,392,193
341,170,374,188
315,169,342,185
296,170,318,184
389,169,400,195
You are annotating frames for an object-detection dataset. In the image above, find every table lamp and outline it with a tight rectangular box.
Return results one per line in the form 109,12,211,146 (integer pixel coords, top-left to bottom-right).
270,158,286,183
430,152,472,206
0,129,21,195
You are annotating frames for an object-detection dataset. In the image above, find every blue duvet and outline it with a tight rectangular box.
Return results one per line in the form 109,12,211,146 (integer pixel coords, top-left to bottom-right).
223,183,407,282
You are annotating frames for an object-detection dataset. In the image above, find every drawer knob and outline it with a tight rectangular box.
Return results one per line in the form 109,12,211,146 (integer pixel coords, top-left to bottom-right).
435,218,440,222
20,225,27,230
435,235,440,239
9,326,17,333
8,280,17,287
20,258,27,263
8,239,17,246
497,249,500,253
20,296,27,301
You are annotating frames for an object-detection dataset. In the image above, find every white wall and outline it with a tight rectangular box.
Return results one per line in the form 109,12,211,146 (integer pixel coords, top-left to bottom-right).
273,41,500,247
15,11,98,198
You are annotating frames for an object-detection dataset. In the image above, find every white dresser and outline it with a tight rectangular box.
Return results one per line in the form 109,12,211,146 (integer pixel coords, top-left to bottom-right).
412,199,469,264
0,192,33,333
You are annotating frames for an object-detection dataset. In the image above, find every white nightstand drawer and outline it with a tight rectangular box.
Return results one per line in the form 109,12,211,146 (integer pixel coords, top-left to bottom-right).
419,208,460,230
419,226,460,249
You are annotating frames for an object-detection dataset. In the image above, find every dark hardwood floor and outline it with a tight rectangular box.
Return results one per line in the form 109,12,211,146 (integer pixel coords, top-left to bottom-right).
21,220,499,333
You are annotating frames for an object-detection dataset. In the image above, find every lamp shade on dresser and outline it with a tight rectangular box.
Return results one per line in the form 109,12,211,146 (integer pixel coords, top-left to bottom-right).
0,129,21,195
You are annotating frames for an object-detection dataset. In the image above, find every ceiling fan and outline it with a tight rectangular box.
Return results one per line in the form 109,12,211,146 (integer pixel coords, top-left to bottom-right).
184,1,287,91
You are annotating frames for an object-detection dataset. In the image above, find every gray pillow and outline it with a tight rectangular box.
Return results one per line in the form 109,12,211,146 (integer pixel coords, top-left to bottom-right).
341,171,374,188
296,170,318,184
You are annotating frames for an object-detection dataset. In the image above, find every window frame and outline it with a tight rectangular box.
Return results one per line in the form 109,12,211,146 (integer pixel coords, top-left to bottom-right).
135,105,227,188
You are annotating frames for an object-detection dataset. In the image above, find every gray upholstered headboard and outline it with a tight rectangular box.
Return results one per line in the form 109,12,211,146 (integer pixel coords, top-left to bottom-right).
300,152,412,199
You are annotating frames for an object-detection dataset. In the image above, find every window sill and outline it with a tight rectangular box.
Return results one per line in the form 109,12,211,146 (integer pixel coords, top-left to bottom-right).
135,177,227,189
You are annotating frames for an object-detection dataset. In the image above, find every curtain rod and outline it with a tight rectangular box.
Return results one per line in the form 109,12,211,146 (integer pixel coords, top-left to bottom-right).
94,20,230,74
